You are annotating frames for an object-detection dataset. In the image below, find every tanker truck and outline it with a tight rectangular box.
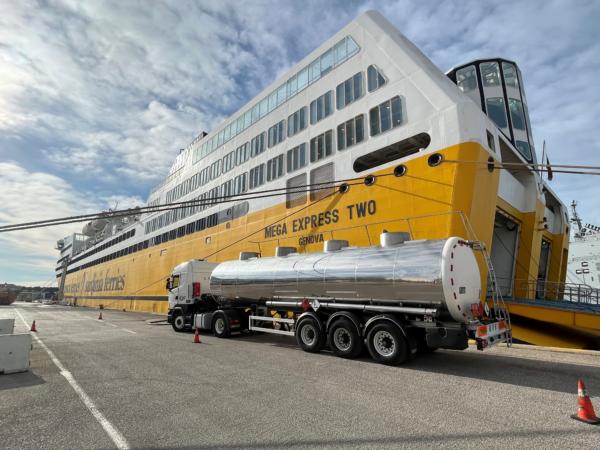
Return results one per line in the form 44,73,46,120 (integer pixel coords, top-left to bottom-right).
166,233,511,365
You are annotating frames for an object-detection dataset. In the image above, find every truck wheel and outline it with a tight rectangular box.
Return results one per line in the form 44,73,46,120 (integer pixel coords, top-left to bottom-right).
366,322,408,365
327,318,363,358
212,314,230,338
295,317,324,353
171,313,186,332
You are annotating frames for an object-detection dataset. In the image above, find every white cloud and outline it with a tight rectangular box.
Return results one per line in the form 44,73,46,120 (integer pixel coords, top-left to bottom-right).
0,161,140,284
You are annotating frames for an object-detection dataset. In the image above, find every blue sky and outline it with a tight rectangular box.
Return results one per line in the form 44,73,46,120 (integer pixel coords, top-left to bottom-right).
1,0,599,285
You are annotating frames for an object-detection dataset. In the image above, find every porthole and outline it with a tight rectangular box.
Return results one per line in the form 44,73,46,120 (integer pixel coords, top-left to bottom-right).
364,175,376,186
428,153,443,167
394,165,407,177
339,183,350,194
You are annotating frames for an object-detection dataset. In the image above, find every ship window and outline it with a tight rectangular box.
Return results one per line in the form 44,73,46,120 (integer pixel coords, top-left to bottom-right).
287,143,307,173
486,97,508,130
336,72,363,109
353,133,430,173
249,164,265,189
369,96,403,136
286,173,307,208
287,107,307,137
268,120,286,148
508,98,526,130
221,180,233,198
267,154,285,182
455,65,477,93
337,115,365,150
236,142,250,165
502,62,519,89
515,140,532,160
367,65,386,92
486,130,496,152
310,91,334,125
233,173,247,195
250,133,266,157
310,130,333,162
310,163,334,201
480,62,501,87
222,151,235,174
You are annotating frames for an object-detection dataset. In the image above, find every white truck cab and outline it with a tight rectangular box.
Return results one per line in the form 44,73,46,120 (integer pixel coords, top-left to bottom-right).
166,260,218,330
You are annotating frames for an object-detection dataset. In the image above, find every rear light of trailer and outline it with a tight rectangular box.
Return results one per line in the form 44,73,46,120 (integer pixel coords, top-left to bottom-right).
193,282,201,297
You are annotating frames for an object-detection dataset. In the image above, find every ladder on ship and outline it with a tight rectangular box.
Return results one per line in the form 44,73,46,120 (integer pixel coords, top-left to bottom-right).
461,214,512,347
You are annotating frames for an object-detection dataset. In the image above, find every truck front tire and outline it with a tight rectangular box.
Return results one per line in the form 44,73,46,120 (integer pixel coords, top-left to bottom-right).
366,322,408,365
295,317,325,353
171,313,186,332
212,314,231,338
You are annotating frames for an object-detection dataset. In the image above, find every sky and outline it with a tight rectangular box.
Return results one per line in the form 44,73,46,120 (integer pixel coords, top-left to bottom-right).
0,0,599,285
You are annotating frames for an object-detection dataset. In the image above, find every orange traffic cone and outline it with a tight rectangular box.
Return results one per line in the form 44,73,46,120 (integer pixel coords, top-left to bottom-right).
30,320,37,332
571,379,600,424
98,311,103,320
193,328,201,344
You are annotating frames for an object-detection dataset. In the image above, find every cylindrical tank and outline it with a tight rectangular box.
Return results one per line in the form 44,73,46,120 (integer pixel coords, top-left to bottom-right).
210,237,481,323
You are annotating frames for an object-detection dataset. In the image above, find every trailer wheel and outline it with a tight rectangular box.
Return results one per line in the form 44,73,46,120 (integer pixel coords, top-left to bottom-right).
366,322,408,365
171,313,186,333
295,317,324,353
327,318,363,358
212,314,230,338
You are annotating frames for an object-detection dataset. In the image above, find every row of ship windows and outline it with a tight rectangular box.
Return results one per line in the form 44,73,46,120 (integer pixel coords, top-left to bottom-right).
64,204,249,276
59,229,136,270
166,65,387,204
191,36,360,165
147,95,405,235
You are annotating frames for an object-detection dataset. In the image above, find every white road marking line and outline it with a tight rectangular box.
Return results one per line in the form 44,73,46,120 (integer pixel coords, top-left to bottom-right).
14,308,130,450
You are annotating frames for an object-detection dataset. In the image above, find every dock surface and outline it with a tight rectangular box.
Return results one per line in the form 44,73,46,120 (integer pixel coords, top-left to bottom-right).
1,302,599,449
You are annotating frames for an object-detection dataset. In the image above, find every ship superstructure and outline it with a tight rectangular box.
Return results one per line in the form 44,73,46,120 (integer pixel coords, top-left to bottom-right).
567,201,600,289
55,11,583,346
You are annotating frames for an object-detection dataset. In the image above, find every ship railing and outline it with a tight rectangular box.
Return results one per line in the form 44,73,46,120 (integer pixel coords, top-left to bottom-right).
498,277,600,306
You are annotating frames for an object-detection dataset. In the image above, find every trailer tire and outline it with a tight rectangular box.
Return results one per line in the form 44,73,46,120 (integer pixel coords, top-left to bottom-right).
212,313,230,338
366,322,408,365
171,313,186,333
327,318,363,358
295,317,324,353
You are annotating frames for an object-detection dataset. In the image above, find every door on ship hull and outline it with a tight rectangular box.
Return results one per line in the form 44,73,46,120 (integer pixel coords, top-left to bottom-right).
490,212,520,297
536,239,551,299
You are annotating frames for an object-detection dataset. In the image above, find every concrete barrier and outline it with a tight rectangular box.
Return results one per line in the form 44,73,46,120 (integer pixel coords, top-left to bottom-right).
0,318,15,334
0,318,31,374
0,334,32,374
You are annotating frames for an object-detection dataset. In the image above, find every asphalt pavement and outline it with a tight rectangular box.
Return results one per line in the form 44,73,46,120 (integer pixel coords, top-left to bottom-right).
1,302,599,449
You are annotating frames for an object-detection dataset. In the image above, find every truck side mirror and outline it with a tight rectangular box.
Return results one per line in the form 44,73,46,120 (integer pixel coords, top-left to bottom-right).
165,278,172,291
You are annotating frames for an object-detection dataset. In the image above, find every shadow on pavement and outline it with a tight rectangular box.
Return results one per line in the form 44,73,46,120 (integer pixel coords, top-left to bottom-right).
138,426,600,449
229,332,599,395
0,370,46,391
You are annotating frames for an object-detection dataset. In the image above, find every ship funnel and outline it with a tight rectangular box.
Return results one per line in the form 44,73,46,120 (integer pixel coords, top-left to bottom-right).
239,251,260,260
275,247,297,257
323,240,349,252
380,232,410,247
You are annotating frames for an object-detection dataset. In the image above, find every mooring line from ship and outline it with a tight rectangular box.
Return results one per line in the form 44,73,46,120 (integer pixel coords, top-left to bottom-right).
442,159,600,175
0,174,386,232
129,189,342,295
14,307,130,450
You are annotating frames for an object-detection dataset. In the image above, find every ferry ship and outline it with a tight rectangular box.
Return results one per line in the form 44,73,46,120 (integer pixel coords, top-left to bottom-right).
57,10,587,345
